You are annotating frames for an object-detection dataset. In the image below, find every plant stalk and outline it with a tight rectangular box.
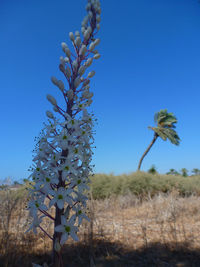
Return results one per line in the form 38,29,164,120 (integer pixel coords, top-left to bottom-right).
137,133,158,171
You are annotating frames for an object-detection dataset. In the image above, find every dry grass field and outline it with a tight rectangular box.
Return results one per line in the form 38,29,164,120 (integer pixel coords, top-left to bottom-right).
1,185,200,267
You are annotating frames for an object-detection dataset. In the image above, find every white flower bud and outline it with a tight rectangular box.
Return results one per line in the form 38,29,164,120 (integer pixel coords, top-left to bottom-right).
64,57,69,63
81,27,86,35
83,91,93,99
79,45,87,56
88,11,93,19
66,66,71,79
82,16,89,27
75,31,80,37
60,56,65,65
84,30,90,41
82,90,89,98
84,84,90,90
86,3,91,11
53,106,59,112
65,48,71,58
61,42,68,51
75,36,81,48
51,76,58,86
46,110,54,119
93,53,101,59
66,89,73,100
61,43,71,57
57,80,65,92
72,60,78,71
83,79,90,87
78,65,86,75
69,32,75,41
92,49,99,54
87,71,95,78
46,94,57,106
87,99,93,105
85,58,93,67
97,7,101,14
89,42,95,51
74,77,81,88
94,38,100,46
96,15,101,23
87,26,92,34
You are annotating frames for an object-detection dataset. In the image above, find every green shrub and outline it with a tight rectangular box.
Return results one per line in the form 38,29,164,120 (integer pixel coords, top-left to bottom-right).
90,172,200,199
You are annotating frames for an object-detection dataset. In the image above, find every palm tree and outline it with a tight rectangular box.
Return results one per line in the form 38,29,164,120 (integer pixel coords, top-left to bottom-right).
148,164,157,174
137,109,180,171
181,168,188,177
166,168,180,176
180,168,188,177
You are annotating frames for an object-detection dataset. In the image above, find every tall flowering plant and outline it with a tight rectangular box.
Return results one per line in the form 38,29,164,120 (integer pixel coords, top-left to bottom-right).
26,0,101,266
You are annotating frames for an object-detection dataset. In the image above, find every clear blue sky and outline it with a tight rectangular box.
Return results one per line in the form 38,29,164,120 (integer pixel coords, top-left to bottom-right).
1,0,200,181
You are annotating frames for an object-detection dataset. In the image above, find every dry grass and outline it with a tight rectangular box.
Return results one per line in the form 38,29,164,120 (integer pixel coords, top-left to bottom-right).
1,189,200,266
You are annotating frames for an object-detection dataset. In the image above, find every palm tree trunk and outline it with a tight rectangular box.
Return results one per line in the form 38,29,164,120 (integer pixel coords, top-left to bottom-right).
137,133,158,171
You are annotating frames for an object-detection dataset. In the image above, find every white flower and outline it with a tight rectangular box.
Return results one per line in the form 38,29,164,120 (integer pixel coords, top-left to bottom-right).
49,187,73,209
28,197,47,217
26,215,45,234
41,174,59,193
70,176,89,192
55,215,79,244
60,160,78,181
55,128,69,150
73,205,90,226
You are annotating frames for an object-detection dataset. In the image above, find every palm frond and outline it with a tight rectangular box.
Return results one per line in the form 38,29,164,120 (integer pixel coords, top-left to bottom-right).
154,109,177,128
162,128,180,145
151,127,167,141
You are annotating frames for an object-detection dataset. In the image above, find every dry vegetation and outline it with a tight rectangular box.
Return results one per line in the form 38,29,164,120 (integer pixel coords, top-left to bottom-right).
1,174,200,266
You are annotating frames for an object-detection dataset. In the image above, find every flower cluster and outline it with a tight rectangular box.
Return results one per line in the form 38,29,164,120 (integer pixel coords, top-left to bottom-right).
27,0,101,250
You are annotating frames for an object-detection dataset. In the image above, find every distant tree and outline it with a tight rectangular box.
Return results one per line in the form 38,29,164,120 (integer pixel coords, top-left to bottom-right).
137,109,180,171
13,181,20,186
191,168,200,176
148,165,157,174
166,168,180,176
180,168,188,177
